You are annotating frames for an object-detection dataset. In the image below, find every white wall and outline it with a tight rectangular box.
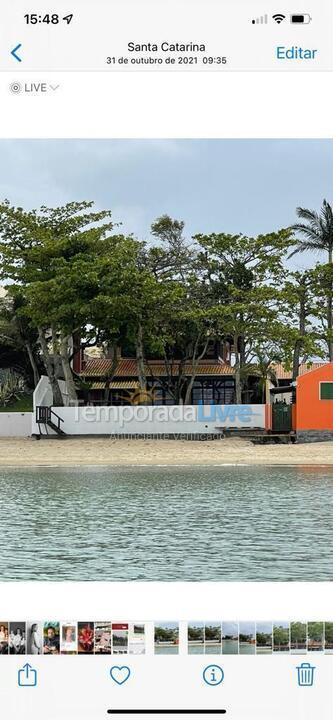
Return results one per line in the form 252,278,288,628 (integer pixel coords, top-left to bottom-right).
0,413,32,437
33,375,69,409
31,403,266,436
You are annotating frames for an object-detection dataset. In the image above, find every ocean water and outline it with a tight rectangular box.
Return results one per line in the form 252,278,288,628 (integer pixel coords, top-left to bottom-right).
154,645,179,655
0,465,332,581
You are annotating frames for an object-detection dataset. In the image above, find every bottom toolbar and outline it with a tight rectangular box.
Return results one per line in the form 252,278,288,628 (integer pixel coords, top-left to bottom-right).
0,654,331,720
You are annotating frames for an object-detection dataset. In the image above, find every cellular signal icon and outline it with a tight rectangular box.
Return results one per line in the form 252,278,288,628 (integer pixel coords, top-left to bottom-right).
252,14,268,24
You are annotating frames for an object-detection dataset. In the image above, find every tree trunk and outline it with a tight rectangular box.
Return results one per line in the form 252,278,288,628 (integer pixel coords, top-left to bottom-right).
38,328,64,406
234,336,242,404
292,340,302,383
25,341,40,388
292,289,306,381
238,334,246,401
60,334,78,403
51,323,62,380
184,336,210,405
177,358,186,405
136,322,147,394
184,374,196,406
328,246,333,361
235,365,242,404
103,342,120,404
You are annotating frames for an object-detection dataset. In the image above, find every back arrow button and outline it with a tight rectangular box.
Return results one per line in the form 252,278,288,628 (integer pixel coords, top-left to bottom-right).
11,44,22,62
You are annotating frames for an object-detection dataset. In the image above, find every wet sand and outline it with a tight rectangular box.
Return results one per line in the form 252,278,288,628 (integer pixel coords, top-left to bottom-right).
0,436,333,466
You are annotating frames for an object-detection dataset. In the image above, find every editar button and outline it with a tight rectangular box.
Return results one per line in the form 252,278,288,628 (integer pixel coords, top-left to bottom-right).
276,46,318,60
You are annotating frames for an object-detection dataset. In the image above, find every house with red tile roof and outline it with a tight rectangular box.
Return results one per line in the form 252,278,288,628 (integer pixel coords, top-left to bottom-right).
77,355,237,406
74,338,327,407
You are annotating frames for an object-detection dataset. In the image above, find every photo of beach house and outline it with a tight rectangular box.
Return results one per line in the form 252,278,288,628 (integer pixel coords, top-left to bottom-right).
290,622,307,655
273,622,290,654
1,139,333,585
188,622,205,654
256,623,273,654
222,622,239,654
324,622,333,654
74,343,237,408
204,623,222,654
154,622,179,655
307,622,324,652
239,622,256,655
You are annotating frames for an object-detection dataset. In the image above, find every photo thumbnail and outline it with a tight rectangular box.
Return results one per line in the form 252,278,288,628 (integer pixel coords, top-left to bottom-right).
94,622,111,654
78,622,94,654
43,623,60,655
0,623,9,655
239,622,256,655
256,623,273,655
61,622,78,655
112,624,128,655
154,622,179,654
26,622,43,655
8,622,26,655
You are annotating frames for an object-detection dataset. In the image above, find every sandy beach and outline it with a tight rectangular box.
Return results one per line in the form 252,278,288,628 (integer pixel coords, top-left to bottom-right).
0,436,333,466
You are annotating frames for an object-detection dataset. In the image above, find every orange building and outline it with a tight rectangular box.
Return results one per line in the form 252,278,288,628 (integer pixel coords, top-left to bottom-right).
295,363,333,442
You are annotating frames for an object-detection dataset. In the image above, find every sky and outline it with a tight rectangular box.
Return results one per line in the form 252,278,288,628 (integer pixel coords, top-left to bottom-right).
239,622,255,636
1,139,333,269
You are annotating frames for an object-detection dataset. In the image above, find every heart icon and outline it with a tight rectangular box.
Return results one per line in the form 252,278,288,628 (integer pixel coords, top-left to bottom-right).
110,666,131,685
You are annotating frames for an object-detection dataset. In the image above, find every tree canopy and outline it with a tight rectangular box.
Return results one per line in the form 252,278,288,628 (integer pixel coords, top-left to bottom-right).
0,198,332,405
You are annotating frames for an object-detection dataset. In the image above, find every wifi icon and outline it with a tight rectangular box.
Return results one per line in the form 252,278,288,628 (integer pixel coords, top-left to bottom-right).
273,13,286,23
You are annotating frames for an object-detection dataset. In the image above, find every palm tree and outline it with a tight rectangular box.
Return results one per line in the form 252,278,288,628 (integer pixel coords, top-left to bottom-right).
290,199,333,361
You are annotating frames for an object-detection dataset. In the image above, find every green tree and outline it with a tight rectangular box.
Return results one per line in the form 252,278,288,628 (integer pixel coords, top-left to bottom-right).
90,236,171,399
273,625,289,649
149,215,195,282
279,270,324,380
195,231,293,402
307,622,324,643
0,200,115,404
290,622,306,647
188,626,204,641
325,622,333,647
143,218,216,404
0,287,40,387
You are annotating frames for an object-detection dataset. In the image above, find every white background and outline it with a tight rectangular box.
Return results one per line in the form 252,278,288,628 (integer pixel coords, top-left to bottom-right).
0,582,332,618
1,72,333,138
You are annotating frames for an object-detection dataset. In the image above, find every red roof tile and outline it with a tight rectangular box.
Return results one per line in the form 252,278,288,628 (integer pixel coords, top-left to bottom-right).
90,380,140,390
81,358,234,378
272,362,326,380
81,358,329,381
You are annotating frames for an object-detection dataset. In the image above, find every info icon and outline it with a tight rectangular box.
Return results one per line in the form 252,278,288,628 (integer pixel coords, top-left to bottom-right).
203,665,224,686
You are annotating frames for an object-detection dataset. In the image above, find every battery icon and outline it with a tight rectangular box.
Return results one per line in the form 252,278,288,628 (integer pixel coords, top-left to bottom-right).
290,13,312,23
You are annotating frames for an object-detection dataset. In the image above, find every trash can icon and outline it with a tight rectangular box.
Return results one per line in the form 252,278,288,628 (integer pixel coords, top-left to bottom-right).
297,663,315,687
